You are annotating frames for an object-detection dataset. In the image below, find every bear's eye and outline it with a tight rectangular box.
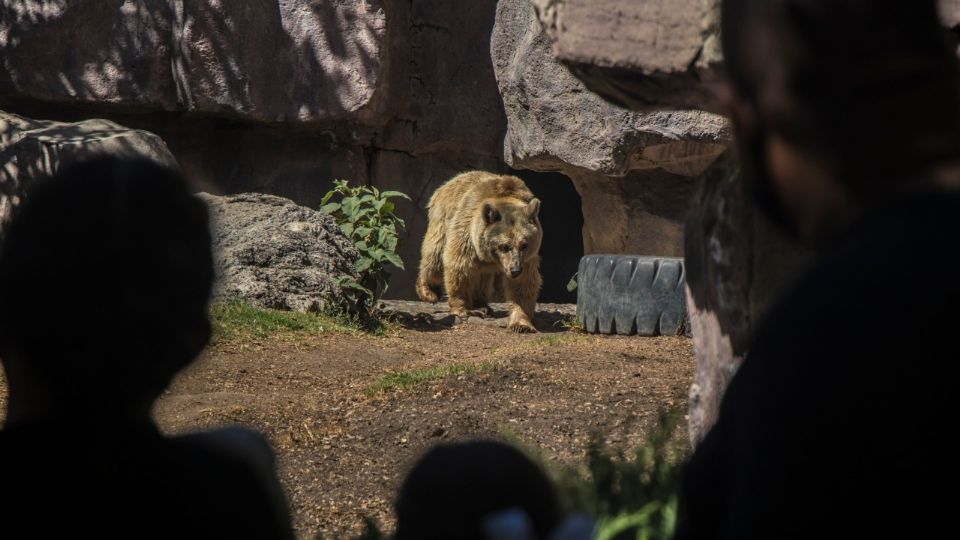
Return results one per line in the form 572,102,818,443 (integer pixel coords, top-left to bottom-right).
499,244,511,253
519,242,528,251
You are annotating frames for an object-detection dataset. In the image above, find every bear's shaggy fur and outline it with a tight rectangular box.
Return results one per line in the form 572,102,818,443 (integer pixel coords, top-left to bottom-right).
416,171,543,332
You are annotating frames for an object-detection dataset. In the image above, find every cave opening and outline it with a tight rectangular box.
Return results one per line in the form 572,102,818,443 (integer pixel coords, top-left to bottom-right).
510,169,585,304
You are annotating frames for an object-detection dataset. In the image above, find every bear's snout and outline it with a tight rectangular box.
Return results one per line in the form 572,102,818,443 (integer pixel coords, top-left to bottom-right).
509,267,523,279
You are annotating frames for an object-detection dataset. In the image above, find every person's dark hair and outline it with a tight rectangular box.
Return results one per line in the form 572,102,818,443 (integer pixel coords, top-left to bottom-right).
721,0,960,191
0,157,213,410
394,441,563,540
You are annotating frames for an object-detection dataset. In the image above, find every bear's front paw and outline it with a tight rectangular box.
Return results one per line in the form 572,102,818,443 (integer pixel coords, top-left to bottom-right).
508,321,537,333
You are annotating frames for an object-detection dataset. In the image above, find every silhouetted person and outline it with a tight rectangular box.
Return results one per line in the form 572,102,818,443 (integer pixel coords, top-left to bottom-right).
0,157,294,539
394,441,568,540
675,1,960,539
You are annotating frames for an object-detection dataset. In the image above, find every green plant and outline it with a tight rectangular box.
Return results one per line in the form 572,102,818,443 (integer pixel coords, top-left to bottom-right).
556,413,687,540
567,272,579,292
320,180,411,312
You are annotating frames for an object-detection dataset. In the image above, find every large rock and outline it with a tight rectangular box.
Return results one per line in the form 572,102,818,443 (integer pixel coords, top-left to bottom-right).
531,0,723,109
200,192,359,313
0,1,388,124
1,110,177,222
524,1,816,445
533,0,960,110
492,0,728,256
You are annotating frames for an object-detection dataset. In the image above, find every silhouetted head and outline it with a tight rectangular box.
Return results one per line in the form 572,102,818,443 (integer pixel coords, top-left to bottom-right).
0,157,213,422
478,198,542,280
719,0,960,244
394,441,563,540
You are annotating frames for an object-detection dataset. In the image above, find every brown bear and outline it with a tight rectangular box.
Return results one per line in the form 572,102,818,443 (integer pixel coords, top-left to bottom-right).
416,171,543,333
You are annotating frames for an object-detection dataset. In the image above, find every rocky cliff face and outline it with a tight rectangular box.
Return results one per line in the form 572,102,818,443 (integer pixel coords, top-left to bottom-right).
1,0,728,302
2,0,511,299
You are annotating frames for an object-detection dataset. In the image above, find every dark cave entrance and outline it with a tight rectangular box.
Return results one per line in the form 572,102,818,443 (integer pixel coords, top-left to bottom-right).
510,169,585,304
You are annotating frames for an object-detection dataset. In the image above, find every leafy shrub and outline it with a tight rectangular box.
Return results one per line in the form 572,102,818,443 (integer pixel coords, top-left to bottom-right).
557,413,687,540
320,180,410,313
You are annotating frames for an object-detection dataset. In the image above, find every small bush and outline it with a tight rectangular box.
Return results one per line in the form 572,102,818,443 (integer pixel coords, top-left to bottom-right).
557,413,687,540
320,180,410,313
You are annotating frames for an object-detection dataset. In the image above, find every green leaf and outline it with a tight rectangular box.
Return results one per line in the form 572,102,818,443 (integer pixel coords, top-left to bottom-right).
566,272,578,292
380,190,411,201
340,222,354,237
383,251,405,270
380,201,395,215
319,202,341,215
355,226,373,239
320,191,335,206
356,240,369,252
342,196,360,215
355,257,373,273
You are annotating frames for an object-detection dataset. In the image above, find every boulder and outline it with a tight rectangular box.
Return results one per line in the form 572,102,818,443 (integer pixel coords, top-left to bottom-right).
492,0,728,256
1,110,177,222
531,0,723,110
199,192,359,313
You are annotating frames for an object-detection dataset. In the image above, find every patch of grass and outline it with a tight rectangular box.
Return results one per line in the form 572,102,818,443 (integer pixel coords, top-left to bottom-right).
366,361,502,396
210,300,365,344
529,333,586,347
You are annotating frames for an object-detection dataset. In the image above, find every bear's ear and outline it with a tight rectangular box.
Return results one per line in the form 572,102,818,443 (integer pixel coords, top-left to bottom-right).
483,203,501,225
526,198,541,221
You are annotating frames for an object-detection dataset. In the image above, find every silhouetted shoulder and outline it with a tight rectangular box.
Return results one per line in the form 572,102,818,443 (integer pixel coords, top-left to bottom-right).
0,423,295,539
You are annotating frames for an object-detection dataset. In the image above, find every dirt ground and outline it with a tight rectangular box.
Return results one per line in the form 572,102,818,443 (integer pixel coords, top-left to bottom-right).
0,305,694,540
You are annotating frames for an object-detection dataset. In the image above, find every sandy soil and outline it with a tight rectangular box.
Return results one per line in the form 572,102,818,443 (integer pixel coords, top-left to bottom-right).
0,306,694,539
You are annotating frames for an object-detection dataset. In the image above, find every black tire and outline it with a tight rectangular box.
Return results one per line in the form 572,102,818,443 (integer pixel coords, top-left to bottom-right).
576,255,687,336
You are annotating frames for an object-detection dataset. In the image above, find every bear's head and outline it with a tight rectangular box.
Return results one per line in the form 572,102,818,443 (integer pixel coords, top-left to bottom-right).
478,198,542,279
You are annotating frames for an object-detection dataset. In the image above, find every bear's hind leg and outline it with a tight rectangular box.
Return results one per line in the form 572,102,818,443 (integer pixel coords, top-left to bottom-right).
416,213,446,303
470,273,496,317
444,264,486,319
416,267,443,303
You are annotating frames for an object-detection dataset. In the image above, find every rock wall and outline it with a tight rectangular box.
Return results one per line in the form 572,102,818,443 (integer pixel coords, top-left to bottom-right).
2,0,727,302
1,1,389,123
1,0,510,299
